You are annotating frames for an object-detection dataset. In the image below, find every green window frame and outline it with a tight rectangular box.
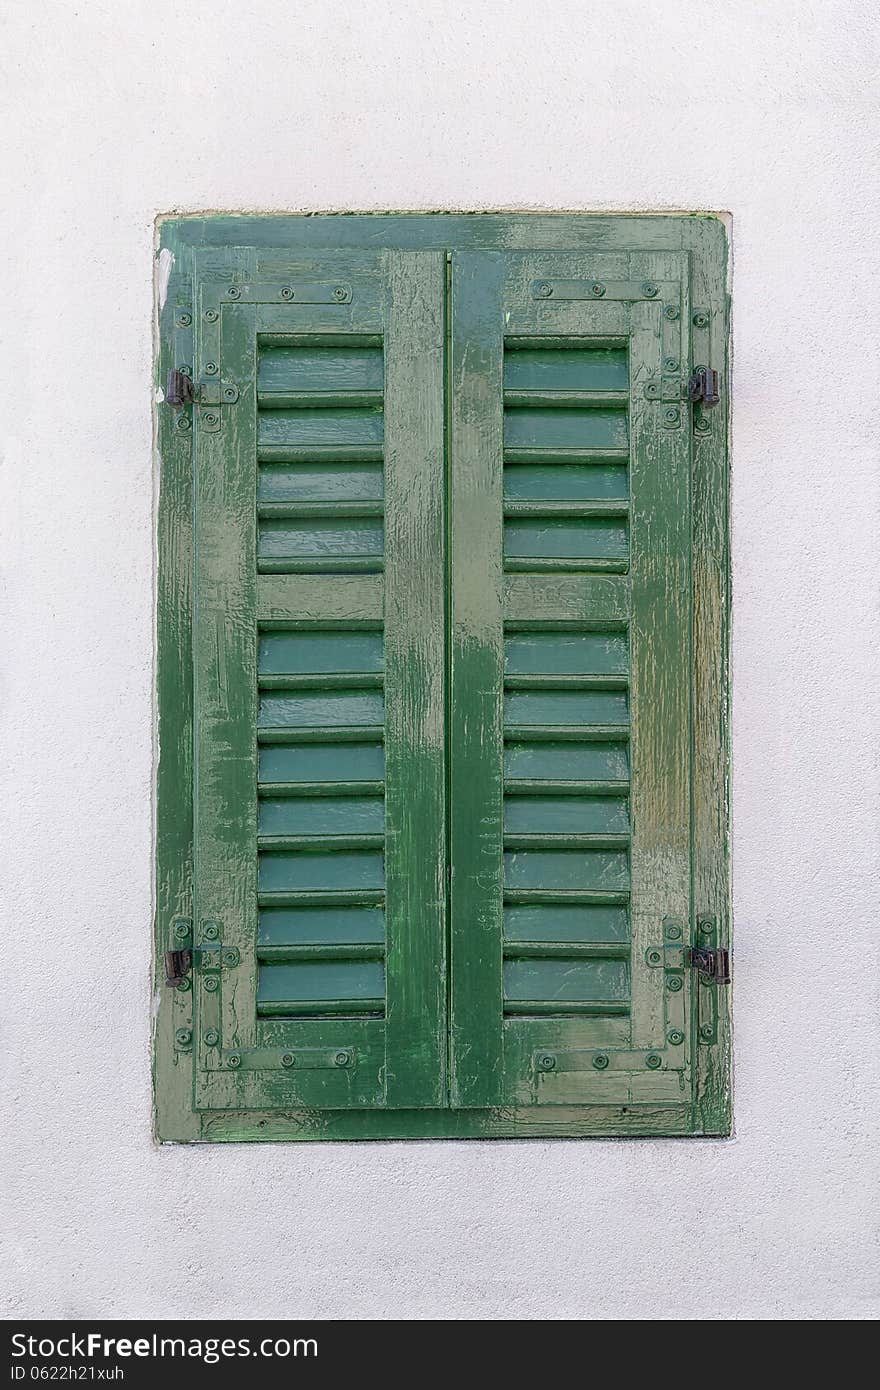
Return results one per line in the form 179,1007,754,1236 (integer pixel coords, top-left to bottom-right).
154,213,730,1142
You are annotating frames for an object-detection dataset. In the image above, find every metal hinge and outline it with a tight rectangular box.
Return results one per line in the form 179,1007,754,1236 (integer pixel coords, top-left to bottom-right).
164,948,192,986
164,369,239,412
687,367,721,406
689,946,730,984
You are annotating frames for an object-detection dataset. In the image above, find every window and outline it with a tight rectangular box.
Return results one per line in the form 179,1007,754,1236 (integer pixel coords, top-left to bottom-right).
155,214,730,1141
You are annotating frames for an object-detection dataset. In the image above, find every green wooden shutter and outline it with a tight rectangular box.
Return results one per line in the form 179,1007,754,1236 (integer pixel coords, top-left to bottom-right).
155,214,729,1141
449,251,694,1109
190,249,447,1113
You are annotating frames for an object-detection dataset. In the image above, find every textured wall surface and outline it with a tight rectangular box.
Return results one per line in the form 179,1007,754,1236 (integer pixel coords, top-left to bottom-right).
1,0,878,1321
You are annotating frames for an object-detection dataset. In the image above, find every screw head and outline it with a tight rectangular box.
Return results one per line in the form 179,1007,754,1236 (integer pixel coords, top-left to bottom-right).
332,286,348,302
537,1053,556,1071
668,1029,684,1046
175,976,192,992
645,1054,662,1070
280,286,294,300
203,923,220,941
204,361,218,375
226,1053,242,1068
590,281,605,297
647,948,662,966
203,412,218,426
175,1028,192,1047
592,1053,610,1070
281,1053,296,1068
173,921,189,941
223,387,236,400
663,407,680,425
536,282,553,298
664,304,680,321
204,309,219,323
700,1023,715,1040
334,1051,351,1068
700,920,714,936
646,382,659,397
176,414,191,431
666,974,683,992
693,311,709,328
176,312,192,327
222,948,239,967
663,357,679,373
203,977,219,993
642,281,658,298
664,922,682,940
204,1029,220,1047
694,416,711,434
227,287,241,299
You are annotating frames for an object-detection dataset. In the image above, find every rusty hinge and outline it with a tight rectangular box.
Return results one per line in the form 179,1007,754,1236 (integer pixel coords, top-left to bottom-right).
165,369,194,406
163,370,239,418
164,948,192,986
687,367,721,406
689,946,730,984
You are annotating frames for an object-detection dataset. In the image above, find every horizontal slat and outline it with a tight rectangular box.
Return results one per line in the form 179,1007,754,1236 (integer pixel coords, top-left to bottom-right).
257,445,385,463
504,448,629,465
503,890,630,905
504,390,629,408
259,629,384,674
259,673,384,690
259,742,384,783
258,725,385,744
504,560,629,576
504,956,629,1003
504,514,629,556
504,674,628,690
504,500,628,518
505,849,629,893
504,335,629,351
504,462,628,504
258,690,384,729
503,999,629,1017
502,941,630,960
504,794,629,836
257,557,384,574
505,690,629,727
257,573,383,624
503,574,629,624
258,390,384,409
257,999,385,1018
504,779,629,796
259,905,385,947
505,724,630,742
503,834,630,849
505,630,628,674
259,849,384,893
259,794,384,839
258,780,385,798
258,462,384,505
257,501,384,520
504,741,629,782
257,333,384,349
505,408,627,452
257,943,385,962
504,903,629,942
258,834,385,851
258,890,385,907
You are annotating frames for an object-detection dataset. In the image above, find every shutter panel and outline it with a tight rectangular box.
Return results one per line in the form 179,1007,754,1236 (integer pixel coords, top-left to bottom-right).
191,249,447,1111
449,251,695,1108
157,214,729,1140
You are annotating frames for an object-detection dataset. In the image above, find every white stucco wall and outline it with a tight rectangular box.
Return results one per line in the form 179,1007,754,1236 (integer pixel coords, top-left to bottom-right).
2,0,878,1321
